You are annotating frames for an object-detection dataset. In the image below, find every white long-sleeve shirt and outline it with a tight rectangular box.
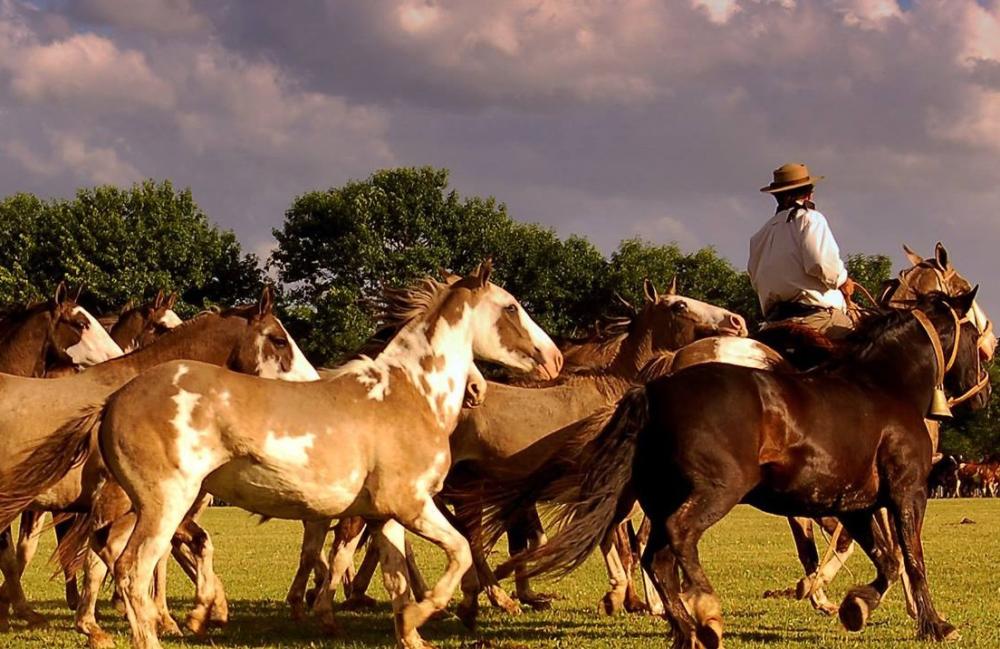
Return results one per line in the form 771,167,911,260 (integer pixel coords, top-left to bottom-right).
748,205,849,316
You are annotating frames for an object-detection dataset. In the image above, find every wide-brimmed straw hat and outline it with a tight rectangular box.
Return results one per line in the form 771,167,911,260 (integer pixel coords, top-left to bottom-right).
760,162,825,194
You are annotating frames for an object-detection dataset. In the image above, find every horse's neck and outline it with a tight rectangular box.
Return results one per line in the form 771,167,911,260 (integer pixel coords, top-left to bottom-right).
607,322,654,379
842,328,937,407
378,312,475,430
110,314,142,350
88,317,238,385
0,319,48,377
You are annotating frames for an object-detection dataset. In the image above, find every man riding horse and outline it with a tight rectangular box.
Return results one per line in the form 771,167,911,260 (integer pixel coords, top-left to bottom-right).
749,162,856,338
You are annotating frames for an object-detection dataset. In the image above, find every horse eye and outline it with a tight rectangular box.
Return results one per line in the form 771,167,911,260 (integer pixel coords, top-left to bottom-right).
504,304,518,314
673,301,689,311
270,336,289,348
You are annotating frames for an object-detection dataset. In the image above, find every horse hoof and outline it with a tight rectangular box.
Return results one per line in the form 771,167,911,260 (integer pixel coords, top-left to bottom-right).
289,604,305,622
20,612,48,630
839,596,869,632
185,613,209,636
88,631,116,649
524,597,552,612
696,618,723,649
304,588,319,608
795,577,813,601
624,594,650,614
932,621,960,642
600,592,624,616
159,616,183,637
815,602,839,617
486,587,521,616
456,600,478,630
319,612,339,637
341,594,378,611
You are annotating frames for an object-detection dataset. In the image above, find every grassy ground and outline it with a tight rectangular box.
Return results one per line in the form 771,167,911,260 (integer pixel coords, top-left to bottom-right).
5,500,999,648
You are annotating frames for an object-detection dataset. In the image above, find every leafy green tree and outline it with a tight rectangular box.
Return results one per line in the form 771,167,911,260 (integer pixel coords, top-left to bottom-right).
0,181,262,314
271,167,607,363
846,253,893,307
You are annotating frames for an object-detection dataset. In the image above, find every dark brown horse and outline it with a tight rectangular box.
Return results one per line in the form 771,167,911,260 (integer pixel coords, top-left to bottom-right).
495,291,985,648
105,290,183,352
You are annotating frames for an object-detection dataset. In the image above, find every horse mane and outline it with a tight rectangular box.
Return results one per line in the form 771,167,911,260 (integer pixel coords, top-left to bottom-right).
377,277,451,331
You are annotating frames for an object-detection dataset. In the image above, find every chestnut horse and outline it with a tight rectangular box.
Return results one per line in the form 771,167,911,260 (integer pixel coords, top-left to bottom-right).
293,279,747,624
23,263,561,649
0,287,315,633
497,291,985,648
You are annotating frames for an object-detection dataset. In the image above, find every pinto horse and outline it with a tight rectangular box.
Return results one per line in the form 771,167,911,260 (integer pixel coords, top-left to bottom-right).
496,291,985,648
0,287,315,634
23,263,560,649
295,278,746,624
103,290,183,352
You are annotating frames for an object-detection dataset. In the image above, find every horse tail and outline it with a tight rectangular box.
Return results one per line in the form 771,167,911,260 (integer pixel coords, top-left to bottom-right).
53,511,94,579
0,404,103,529
495,386,649,581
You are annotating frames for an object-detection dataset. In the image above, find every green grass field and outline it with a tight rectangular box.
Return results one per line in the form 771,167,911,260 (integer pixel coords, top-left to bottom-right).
5,500,999,648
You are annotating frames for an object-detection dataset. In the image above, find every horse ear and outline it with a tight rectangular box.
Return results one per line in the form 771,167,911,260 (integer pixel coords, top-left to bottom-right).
667,276,678,296
643,278,658,303
122,298,135,313
166,292,178,309
902,244,923,266
53,281,67,305
154,289,165,309
946,286,978,317
74,284,84,301
259,285,275,315
935,242,950,269
475,259,493,288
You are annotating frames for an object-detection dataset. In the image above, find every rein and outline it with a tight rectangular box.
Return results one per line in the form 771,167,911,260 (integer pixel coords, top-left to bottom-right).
911,308,991,409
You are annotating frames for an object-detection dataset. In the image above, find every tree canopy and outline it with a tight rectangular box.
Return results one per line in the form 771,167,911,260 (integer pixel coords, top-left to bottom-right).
0,180,262,315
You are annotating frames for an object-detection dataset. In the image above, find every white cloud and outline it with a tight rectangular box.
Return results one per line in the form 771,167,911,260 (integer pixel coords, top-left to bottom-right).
5,33,175,110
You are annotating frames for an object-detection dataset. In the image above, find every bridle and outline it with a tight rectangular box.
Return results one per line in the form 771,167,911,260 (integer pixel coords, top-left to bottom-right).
911,306,991,411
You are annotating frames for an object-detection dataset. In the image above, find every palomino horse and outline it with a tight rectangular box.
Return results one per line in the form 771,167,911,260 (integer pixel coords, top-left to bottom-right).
14,291,182,614
0,285,123,627
497,291,985,648
295,279,747,623
19,263,561,649
0,287,315,634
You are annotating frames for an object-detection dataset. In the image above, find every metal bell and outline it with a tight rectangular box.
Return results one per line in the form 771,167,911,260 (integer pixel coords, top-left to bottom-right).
927,386,953,420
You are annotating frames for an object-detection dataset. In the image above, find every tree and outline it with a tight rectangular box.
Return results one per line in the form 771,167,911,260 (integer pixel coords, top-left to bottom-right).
0,181,263,314
846,253,893,307
271,167,608,364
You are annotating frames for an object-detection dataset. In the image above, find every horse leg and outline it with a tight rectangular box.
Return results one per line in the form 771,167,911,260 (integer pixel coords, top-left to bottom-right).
335,517,379,610
665,489,743,649
377,520,425,649
76,547,115,649
780,517,819,601
833,510,901,634
115,478,202,649
635,515,665,615
314,517,365,634
640,518,697,649
510,506,552,610
0,523,45,629
179,494,228,626
397,500,474,644
891,491,958,641
288,519,329,621
451,496,520,616
54,515,82,610
169,518,217,636
805,517,855,615
599,528,630,615
619,519,648,613
152,555,183,636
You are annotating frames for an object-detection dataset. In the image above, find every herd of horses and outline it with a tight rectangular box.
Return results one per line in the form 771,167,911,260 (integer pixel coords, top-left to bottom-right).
929,455,1000,498
0,243,993,649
